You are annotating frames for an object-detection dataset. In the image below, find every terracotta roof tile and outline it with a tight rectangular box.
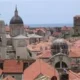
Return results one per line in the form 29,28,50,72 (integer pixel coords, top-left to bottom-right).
0,68,2,75
53,32,61,36
69,70,80,80
69,48,80,57
69,40,80,57
37,50,51,58
61,26,71,31
23,59,59,80
36,28,46,33
27,41,51,52
3,60,23,73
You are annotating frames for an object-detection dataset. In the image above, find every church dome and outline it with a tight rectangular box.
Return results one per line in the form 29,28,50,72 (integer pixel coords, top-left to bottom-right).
10,6,23,24
51,38,68,55
53,38,67,45
10,16,23,24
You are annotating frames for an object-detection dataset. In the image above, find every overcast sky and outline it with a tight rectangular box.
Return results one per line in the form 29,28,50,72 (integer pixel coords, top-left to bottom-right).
0,0,80,24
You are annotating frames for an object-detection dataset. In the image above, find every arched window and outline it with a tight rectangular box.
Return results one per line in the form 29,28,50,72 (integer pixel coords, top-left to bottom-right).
55,62,68,68
62,62,68,68
55,62,60,68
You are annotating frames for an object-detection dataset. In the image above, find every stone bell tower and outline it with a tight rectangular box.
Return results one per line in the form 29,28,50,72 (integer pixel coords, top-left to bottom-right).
74,15,80,35
9,6,24,37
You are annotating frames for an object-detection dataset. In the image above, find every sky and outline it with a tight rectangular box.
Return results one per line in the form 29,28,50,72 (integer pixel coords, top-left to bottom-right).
0,0,80,25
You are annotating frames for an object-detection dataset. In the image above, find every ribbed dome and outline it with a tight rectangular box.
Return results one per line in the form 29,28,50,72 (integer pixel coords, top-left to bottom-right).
10,16,23,24
53,38,66,45
51,38,68,55
10,6,23,24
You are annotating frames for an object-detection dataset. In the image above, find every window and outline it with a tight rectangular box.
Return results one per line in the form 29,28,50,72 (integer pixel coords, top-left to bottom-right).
0,63,3,69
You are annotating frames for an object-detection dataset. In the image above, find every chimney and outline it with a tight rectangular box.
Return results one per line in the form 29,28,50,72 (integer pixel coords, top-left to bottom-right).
17,56,20,64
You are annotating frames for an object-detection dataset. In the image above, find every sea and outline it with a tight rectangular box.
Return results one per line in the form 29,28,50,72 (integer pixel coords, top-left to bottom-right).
27,24,73,27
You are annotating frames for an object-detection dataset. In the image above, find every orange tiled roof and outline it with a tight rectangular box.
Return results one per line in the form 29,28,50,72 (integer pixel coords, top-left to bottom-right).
53,32,61,36
61,26,71,31
27,44,40,52
3,60,23,73
27,41,51,52
23,59,59,80
63,39,72,47
69,39,80,57
3,75,16,80
69,70,80,80
37,50,51,58
74,40,80,46
69,48,80,57
0,68,2,75
35,28,46,33
36,41,51,47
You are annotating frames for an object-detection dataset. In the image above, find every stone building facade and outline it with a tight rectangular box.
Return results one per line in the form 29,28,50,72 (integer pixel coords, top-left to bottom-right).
0,7,35,80
0,20,6,59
